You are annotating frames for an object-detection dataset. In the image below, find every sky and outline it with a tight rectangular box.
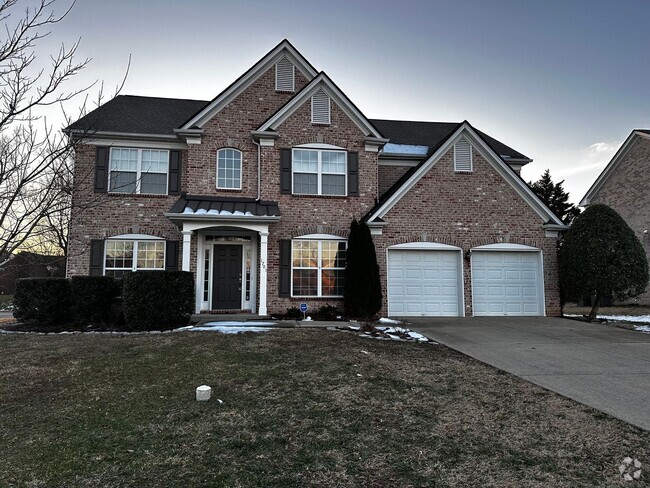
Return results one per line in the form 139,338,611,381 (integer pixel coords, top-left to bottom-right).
32,0,650,204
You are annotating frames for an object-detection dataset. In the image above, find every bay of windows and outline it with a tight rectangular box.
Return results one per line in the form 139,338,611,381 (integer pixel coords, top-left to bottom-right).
109,148,169,194
104,240,165,278
292,239,346,297
292,149,346,196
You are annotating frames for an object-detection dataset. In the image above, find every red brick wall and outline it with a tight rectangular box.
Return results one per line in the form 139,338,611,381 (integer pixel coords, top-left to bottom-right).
378,165,412,196
590,137,650,304
373,147,561,317
184,66,310,198
260,97,379,314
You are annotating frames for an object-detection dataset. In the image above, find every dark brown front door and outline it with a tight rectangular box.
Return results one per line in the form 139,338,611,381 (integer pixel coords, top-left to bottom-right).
212,245,242,310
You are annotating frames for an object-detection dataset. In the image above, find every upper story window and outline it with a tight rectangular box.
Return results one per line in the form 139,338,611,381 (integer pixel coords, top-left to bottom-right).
275,56,295,92
104,238,165,278
109,148,169,194
217,148,242,189
454,136,473,172
311,89,330,125
292,237,346,297
292,148,346,196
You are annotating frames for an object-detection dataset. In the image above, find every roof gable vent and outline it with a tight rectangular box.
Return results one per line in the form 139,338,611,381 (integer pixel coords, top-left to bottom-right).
454,136,473,172
275,56,295,92
311,89,330,125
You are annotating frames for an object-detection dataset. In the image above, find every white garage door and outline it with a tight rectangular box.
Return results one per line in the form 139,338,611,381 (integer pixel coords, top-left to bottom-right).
472,251,543,316
388,250,462,317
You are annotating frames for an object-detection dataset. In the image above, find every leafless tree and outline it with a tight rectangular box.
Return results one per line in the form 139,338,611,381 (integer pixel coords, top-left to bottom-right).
0,0,130,269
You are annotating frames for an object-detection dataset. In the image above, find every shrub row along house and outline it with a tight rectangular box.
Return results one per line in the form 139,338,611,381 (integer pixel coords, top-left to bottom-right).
66,40,567,317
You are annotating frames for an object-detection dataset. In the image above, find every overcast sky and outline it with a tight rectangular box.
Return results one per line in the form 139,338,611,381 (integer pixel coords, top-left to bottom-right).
38,0,650,203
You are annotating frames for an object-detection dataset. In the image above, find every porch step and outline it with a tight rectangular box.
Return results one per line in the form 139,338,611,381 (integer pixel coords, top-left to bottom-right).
191,313,270,324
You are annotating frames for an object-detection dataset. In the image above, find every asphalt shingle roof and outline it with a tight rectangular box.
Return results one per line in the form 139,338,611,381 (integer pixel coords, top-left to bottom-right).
67,95,209,135
369,119,529,160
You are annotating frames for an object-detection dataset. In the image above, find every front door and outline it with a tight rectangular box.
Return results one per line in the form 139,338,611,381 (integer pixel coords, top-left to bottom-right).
212,245,243,310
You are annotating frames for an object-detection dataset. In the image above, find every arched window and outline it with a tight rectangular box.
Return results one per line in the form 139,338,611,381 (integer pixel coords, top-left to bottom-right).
216,148,242,189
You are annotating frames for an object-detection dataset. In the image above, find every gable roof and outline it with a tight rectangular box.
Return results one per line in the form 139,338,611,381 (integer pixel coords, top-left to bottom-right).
179,39,318,130
364,121,565,227
257,72,384,138
66,95,208,136
580,129,650,207
370,119,531,161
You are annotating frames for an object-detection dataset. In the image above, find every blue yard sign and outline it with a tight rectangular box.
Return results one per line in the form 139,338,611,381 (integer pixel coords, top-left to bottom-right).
299,303,308,313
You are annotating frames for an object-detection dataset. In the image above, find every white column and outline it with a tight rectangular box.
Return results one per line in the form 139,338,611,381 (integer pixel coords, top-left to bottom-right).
181,230,192,272
258,231,269,316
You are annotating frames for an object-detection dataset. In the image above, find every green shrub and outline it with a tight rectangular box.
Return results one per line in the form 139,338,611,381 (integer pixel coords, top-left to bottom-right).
284,306,302,319
14,278,71,326
344,219,382,319
122,271,194,330
313,304,340,321
70,276,119,325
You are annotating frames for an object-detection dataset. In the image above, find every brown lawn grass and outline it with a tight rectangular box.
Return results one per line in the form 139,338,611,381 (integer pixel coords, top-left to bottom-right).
0,329,648,487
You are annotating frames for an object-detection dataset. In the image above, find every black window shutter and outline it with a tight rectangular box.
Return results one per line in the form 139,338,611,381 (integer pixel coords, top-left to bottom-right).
280,148,292,194
90,240,105,276
348,151,359,196
168,150,181,195
166,240,179,271
279,239,291,296
95,147,109,193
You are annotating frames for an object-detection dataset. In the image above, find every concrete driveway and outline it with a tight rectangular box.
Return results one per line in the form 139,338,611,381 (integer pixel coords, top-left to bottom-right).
407,316,650,431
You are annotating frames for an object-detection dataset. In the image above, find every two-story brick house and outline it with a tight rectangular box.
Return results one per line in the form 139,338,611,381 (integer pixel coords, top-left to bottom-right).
66,40,567,317
580,130,650,305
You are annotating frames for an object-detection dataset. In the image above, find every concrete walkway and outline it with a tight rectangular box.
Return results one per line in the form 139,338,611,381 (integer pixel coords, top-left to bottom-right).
407,316,650,431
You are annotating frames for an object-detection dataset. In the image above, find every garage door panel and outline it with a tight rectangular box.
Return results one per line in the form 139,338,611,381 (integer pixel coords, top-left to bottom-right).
388,250,461,317
472,251,543,317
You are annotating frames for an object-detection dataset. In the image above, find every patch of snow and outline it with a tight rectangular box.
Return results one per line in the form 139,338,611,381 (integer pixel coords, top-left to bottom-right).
378,317,402,325
383,143,429,156
189,325,272,334
407,331,430,342
635,325,650,333
565,314,650,324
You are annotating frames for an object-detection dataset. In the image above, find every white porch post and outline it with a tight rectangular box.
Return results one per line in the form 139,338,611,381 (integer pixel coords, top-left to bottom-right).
258,231,269,316
181,230,192,272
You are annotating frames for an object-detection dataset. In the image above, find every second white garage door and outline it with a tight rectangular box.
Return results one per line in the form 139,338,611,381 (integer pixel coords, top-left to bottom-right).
471,248,544,316
388,248,462,317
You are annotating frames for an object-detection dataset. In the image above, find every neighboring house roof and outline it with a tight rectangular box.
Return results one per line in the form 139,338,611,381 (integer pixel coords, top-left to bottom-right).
67,95,208,136
580,129,650,207
168,194,281,218
364,121,566,228
370,119,531,161
257,72,384,138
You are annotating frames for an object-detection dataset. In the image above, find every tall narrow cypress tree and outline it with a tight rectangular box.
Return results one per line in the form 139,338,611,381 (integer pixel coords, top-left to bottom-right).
344,219,382,318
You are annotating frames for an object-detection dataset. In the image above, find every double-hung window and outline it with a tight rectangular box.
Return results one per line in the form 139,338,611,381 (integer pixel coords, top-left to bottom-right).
104,239,165,278
109,148,169,194
292,148,346,196
291,239,346,297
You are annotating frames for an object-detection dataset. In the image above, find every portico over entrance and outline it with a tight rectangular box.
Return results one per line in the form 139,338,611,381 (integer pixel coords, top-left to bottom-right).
166,194,281,315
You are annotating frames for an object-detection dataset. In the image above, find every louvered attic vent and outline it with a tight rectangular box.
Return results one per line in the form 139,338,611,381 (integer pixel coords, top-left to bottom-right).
311,89,330,125
454,136,473,172
275,56,294,92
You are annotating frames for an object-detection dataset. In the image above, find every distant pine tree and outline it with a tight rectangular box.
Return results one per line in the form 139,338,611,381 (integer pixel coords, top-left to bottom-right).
344,220,382,319
530,169,581,224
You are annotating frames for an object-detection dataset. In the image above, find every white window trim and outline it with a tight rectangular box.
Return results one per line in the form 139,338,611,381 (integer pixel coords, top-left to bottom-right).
108,147,170,195
103,238,166,276
291,238,347,298
216,148,243,190
453,137,473,173
291,148,347,196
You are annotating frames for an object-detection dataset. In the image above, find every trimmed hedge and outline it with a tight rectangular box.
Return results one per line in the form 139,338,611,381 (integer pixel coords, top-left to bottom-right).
14,278,71,326
70,276,119,324
122,271,194,330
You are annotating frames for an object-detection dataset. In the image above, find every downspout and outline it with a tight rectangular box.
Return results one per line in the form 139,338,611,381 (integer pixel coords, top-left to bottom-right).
252,137,261,201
